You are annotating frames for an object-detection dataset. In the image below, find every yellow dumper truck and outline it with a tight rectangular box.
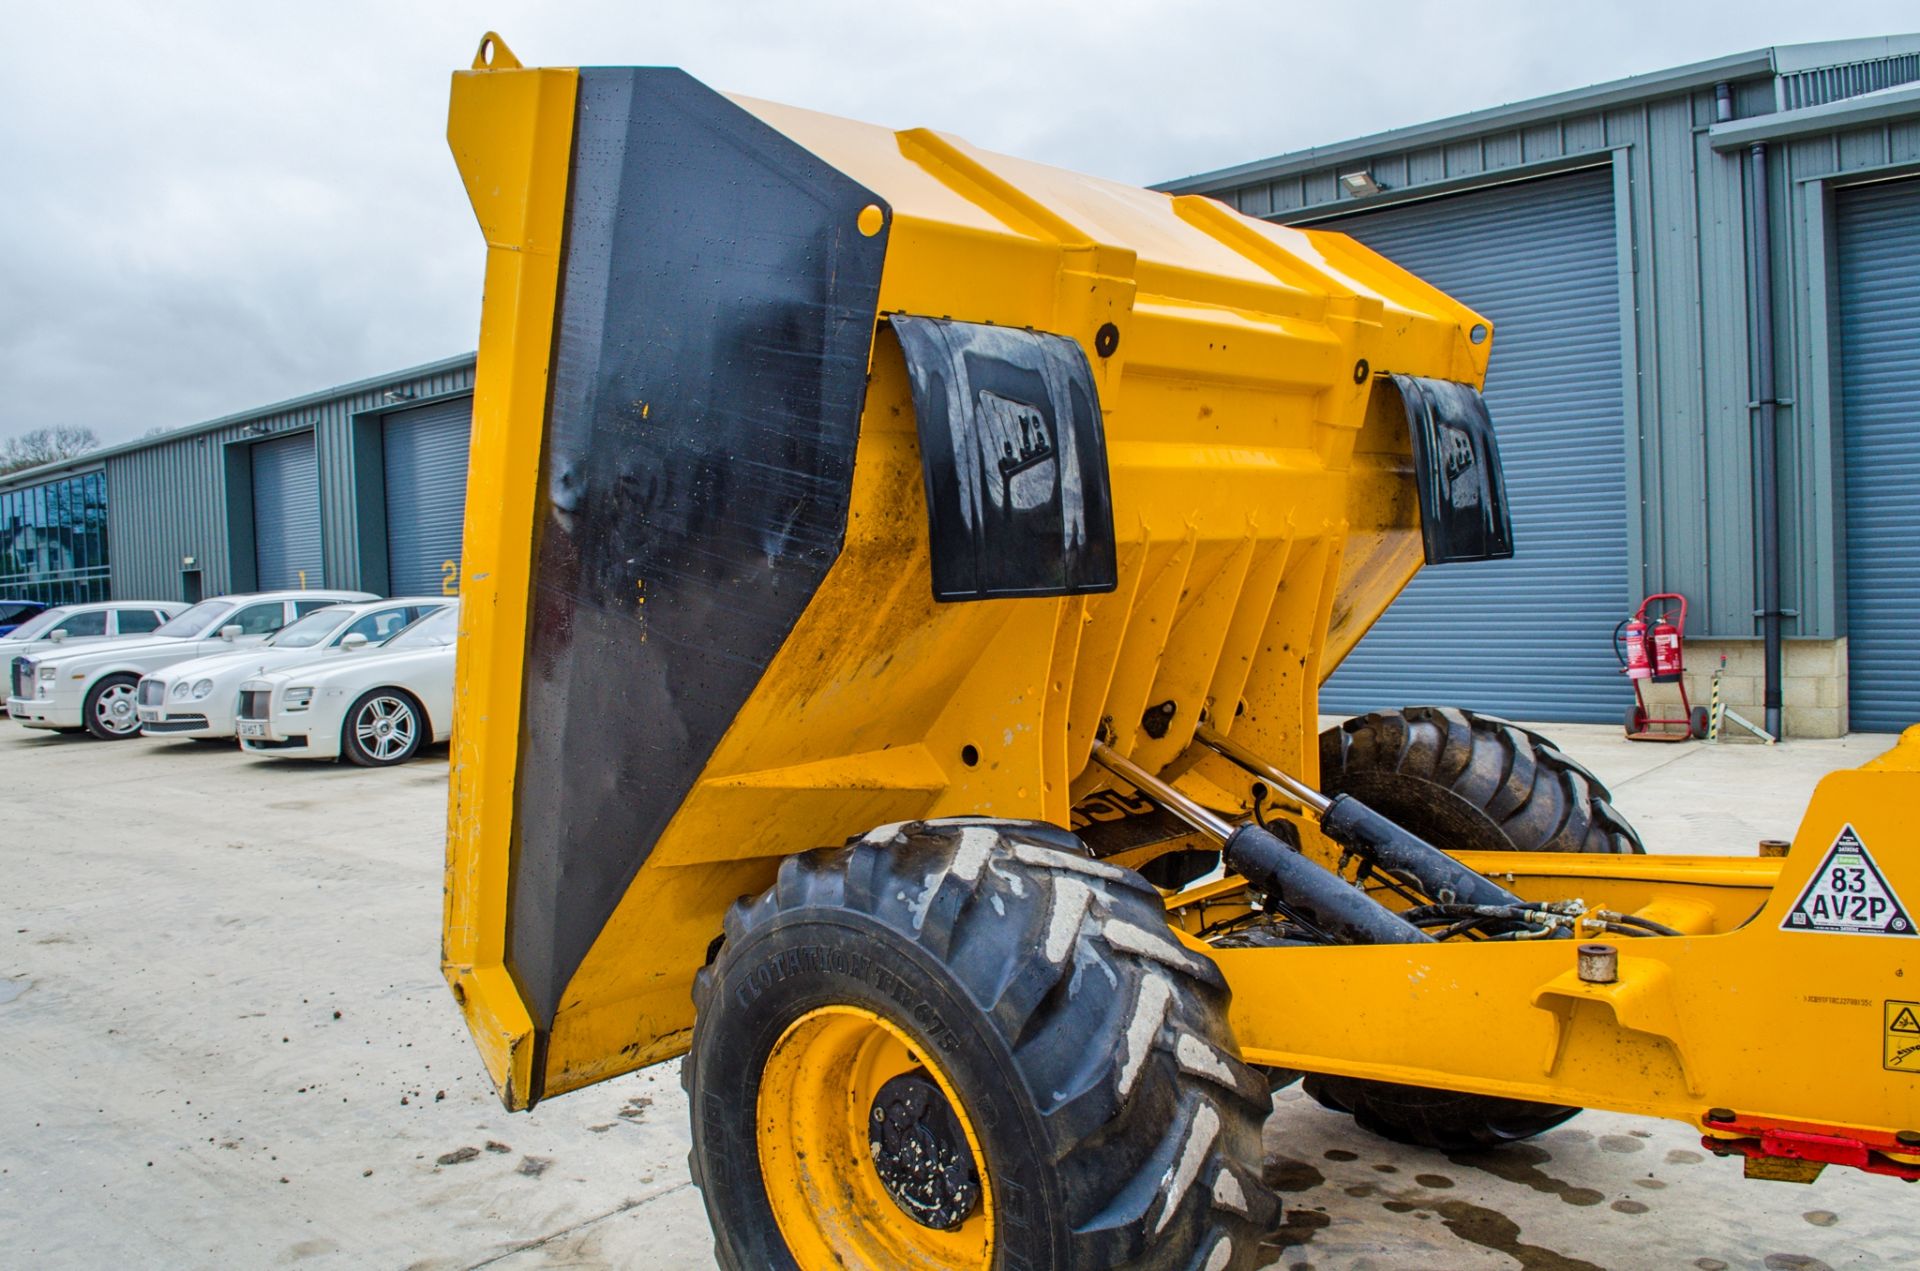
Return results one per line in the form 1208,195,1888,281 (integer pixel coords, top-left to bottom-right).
440,34,1920,1269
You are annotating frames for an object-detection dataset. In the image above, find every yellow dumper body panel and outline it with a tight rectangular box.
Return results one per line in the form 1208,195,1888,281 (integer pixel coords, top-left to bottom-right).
442,45,1486,1106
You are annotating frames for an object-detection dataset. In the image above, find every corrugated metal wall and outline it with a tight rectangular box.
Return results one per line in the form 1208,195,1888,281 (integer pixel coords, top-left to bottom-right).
1320,170,1632,722
99,357,474,602
381,397,473,596
1195,72,1920,652
1834,177,1920,732
249,432,324,589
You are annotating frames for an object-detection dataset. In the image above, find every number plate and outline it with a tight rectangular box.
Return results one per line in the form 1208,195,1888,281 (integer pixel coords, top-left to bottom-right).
137,707,162,722
238,720,267,739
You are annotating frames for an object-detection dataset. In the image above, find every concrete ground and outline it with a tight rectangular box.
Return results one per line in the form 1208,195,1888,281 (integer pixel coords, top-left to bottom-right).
0,720,1911,1270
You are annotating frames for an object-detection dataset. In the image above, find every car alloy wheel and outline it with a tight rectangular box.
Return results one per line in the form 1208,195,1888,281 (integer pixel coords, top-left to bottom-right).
85,676,144,740
347,693,421,766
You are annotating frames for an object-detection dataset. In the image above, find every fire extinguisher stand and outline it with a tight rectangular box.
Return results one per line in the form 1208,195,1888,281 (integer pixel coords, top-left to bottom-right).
1614,593,1709,742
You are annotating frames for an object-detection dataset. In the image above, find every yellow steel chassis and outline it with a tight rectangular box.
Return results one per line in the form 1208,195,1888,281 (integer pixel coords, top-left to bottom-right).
1192,732,1920,1174
441,38,1920,1181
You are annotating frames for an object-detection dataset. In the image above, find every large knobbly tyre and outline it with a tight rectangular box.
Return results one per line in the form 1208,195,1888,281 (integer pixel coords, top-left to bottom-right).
685,818,1279,1270
1304,706,1646,1151
1320,706,1643,857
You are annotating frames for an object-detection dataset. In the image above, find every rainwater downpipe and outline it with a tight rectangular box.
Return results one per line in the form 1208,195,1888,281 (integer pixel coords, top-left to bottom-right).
1721,80,1785,739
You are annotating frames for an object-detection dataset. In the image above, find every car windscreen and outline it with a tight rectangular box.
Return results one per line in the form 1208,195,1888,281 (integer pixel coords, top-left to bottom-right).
384,605,458,649
4,607,70,641
267,607,347,649
154,600,236,638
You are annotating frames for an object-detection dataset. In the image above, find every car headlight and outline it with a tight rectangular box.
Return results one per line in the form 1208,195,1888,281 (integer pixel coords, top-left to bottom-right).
36,665,55,681
170,680,190,700
285,687,314,711
190,679,214,700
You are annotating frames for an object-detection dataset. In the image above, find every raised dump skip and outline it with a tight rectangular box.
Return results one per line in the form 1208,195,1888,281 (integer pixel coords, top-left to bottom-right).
441,37,1494,1108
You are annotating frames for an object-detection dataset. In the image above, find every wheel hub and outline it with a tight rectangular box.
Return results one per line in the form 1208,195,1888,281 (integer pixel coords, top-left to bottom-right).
867,1071,981,1230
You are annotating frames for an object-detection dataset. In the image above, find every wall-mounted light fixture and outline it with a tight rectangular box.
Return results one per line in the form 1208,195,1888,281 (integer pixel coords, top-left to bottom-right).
1339,170,1383,198
383,389,416,403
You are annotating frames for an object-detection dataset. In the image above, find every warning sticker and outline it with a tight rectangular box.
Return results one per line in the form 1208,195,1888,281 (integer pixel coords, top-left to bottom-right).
1885,1001,1920,1073
1781,823,1916,937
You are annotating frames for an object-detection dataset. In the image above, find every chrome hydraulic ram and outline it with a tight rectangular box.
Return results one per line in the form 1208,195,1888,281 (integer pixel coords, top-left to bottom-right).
1193,723,1533,915
1089,742,1431,946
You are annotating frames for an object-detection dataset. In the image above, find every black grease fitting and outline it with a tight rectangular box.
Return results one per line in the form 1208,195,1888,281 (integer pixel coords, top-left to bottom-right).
1140,699,1177,740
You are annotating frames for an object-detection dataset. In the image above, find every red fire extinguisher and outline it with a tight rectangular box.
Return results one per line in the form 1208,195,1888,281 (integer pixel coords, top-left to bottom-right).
1621,613,1651,680
1614,594,1703,740
1649,606,1684,683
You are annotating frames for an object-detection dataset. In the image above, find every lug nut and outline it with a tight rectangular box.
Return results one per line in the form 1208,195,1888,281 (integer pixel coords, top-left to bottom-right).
1577,943,1617,984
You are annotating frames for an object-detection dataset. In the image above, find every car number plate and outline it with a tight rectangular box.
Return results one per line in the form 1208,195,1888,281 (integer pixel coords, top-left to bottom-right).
238,721,267,738
137,707,162,722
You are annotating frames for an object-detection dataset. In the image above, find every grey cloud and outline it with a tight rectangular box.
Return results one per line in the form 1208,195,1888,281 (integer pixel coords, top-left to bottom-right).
3,0,1911,446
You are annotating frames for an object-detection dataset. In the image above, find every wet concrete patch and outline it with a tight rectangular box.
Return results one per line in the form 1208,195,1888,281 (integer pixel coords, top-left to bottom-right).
1264,1157,1325,1193
1665,1148,1705,1166
1598,1135,1645,1153
1433,1198,1605,1271
1611,1199,1649,1214
1322,1148,1358,1162
1266,1206,1331,1252
1414,1173,1454,1189
1447,1143,1605,1207
1801,1210,1838,1227
1763,1256,1834,1271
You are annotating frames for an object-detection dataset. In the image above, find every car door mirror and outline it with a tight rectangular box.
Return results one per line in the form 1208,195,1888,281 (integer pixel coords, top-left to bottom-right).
48,629,67,644
340,633,371,651
220,624,243,642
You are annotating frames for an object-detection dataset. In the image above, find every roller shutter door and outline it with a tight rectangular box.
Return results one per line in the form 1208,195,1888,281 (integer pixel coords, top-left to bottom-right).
251,433,323,590
383,397,472,596
1317,168,1632,723
1836,178,1920,733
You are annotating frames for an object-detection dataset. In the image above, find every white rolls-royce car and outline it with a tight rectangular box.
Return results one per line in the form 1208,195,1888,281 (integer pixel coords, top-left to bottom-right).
237,602,458,767
5,601,187,706
8,590,374,740
136,597,449,740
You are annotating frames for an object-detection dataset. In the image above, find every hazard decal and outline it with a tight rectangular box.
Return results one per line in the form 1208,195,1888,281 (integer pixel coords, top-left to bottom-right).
1885,1001,1920,1074
1781,824,1916,937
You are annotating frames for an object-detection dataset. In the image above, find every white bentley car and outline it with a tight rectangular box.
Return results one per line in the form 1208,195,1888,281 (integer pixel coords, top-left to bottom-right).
135,597,448,741
7,590,374,739
237,602,458,767
5,601,186,706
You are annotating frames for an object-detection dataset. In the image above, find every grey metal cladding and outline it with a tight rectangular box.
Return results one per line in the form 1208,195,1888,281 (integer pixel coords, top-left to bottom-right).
381,396,472,597
1835,177,1920,733
1319,168,1631,724
249,432,324,590
84,357,475,600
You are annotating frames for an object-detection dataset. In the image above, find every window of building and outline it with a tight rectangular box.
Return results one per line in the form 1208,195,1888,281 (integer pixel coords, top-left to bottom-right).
0,470,110,606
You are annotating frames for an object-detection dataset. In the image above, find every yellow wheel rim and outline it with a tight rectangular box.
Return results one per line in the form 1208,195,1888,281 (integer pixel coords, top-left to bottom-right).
758,1005,995,1269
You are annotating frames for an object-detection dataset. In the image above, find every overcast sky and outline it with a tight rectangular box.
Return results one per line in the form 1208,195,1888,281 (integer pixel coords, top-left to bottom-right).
4,1,1914,447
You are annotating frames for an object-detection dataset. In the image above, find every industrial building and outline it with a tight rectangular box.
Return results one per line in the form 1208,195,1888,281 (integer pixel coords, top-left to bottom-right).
0,354,473,608
1165,36,1920,737
6,38,1918,736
